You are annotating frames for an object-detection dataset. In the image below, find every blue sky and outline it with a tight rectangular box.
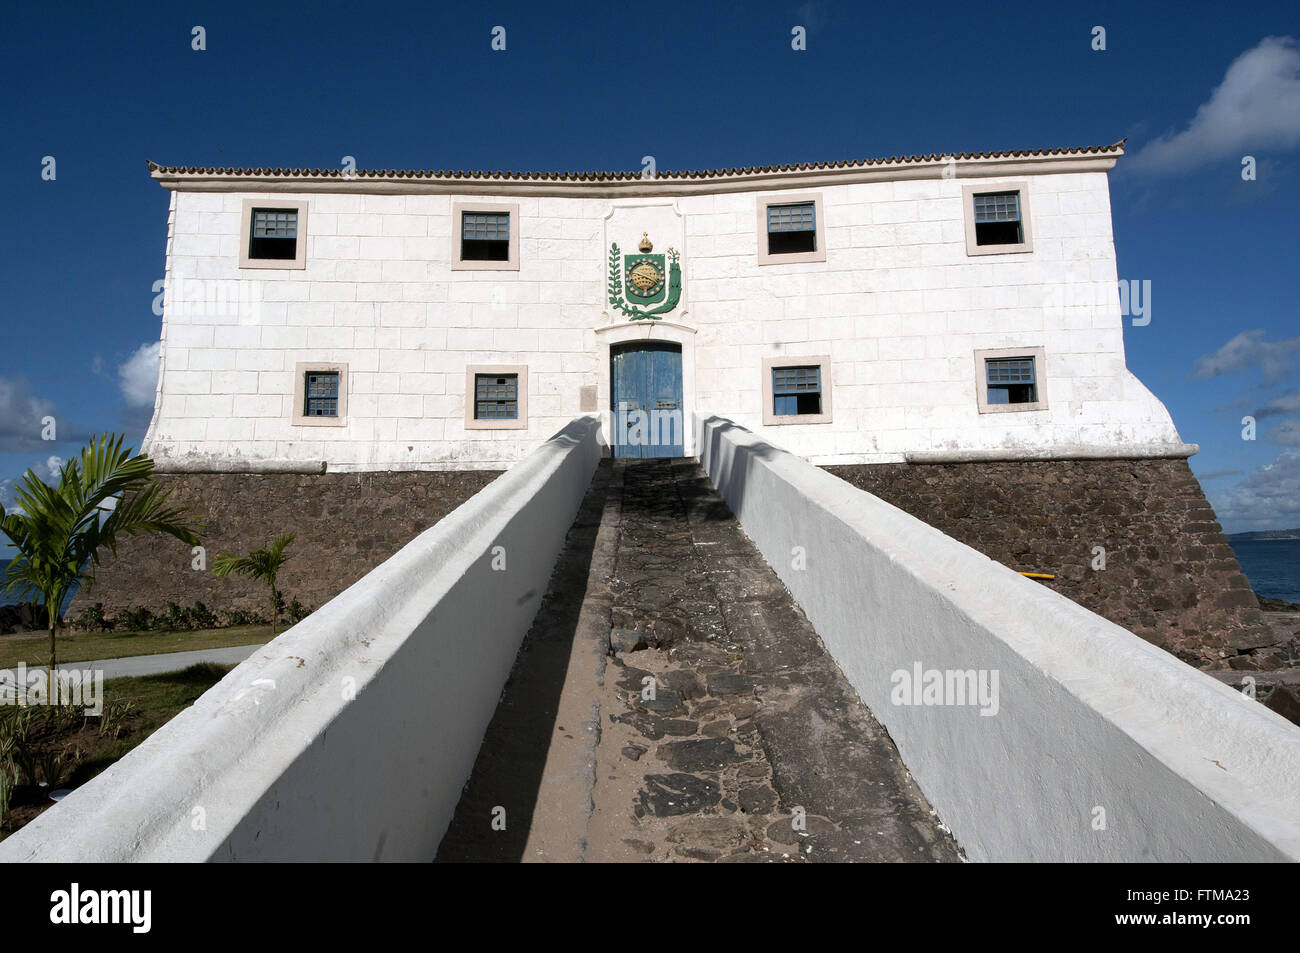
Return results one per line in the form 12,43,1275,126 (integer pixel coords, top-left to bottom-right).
1,0,1298,538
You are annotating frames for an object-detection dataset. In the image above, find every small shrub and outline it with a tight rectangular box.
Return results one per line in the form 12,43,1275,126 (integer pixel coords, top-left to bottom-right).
118,606,155,632
287,599,312,624
73,603,108,632
164,602,191,631
219,608,264,628
188,601,219,630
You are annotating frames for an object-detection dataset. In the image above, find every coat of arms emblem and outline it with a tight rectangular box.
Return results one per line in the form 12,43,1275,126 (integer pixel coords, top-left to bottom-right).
608,233,682,320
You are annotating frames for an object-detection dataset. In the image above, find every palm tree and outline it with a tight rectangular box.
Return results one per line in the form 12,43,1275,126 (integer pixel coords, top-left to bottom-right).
0,434,203,681
213,534,296,635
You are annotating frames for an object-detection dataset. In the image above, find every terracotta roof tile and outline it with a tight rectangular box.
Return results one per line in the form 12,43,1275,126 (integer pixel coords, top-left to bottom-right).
146,142,1126,182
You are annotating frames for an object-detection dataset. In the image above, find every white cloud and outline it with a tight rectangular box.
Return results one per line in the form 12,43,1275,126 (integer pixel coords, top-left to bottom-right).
43,456,64,481
1194,329,1300,383
1268,420,1300,445
90,354,104,376
0,377,60,453
1129,36,1300,173
119,341,161,407
1255,389,1300,418
1211,452,1300,532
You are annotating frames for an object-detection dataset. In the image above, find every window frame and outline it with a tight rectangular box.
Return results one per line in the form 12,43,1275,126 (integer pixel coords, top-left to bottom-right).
756,192,826,265
451,201,521,271
962,182,1033,256
239,199,309,270
464,364,529,430
974,347,1048,413
761,355,832,425
291,361,348,427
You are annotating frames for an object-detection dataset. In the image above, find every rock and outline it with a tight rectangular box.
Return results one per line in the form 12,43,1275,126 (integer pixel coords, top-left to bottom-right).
702,720,732,737
658,670,705,699
707,673,756,695
640,774,721,817
621,744,647,761
657,737,744,772
633,687,686,715
612,711,698,740
1265,685,1300,727
738,785,778,814
609,628,647,654
615,665,654,692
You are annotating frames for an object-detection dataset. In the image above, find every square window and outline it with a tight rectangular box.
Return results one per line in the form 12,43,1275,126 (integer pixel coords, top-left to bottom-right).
985,357,1035,404
304,371,339,417
474,373,518,419
291,362,347,426
962,183,1032,256
239,200,308,269
757,194,826,264
972,192,1023,246
451,202,520,271
465,365,528,429
762,356,832,424
974,347,1046,413
772,365,822,415
767,202,817,256
462,212,510,261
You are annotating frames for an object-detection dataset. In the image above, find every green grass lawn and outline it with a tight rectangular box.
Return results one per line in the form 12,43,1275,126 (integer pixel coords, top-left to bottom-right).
2,663,234,838
0,625,273,669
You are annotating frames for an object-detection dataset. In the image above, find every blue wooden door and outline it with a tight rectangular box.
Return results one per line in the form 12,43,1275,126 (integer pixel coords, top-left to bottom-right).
611,343,684,458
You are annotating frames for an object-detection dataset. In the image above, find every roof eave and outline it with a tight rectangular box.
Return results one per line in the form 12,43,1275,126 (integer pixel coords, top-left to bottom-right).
147,143,1125,196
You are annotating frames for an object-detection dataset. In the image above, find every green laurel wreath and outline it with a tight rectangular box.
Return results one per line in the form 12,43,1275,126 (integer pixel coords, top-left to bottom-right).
608,243,682,320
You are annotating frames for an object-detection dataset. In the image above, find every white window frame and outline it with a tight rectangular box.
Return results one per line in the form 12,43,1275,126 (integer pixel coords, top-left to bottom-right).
756,192,826,265
974,347,1048,413
962,182,1033,256
239,199,309,270
465,364,528,430
291,361,348,427
451,201,521,271
761,355,832,425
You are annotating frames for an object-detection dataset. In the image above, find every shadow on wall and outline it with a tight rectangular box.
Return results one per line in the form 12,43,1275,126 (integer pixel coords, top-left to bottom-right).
697,415,783,524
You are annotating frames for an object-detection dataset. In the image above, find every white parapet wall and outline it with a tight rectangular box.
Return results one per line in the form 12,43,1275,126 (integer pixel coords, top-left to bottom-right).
695,413,1300,862
0,415,602,862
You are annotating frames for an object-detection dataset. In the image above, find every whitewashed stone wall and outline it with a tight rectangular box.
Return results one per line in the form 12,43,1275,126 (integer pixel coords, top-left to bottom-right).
145,168,1184,470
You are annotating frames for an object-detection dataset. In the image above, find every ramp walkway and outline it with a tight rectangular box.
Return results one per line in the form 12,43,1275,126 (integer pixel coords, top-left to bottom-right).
436,458,960,862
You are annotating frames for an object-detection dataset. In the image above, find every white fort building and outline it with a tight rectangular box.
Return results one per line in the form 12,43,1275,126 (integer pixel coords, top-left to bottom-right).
142,141,1188,470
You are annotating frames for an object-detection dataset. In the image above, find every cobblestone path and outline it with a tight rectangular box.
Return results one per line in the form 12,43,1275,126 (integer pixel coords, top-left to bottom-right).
437,458,961,863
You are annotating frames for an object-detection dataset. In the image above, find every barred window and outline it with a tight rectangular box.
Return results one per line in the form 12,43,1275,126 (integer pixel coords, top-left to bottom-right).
972,191,1024,246
304,371,339,417
766,201,817,255
475,373,519,419
249,207,299,260
462,212,511,261
773,365,822,416
985,357,1036,405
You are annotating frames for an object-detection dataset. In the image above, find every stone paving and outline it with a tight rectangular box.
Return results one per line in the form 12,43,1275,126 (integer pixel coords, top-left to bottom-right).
437,458,961,863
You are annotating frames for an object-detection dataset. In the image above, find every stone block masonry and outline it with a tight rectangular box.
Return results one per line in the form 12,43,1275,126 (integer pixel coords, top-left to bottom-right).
824,458,1272,668
67,469,501,618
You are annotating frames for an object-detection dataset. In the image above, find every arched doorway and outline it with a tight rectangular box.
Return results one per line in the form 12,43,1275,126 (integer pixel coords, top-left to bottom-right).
610,341,684,458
